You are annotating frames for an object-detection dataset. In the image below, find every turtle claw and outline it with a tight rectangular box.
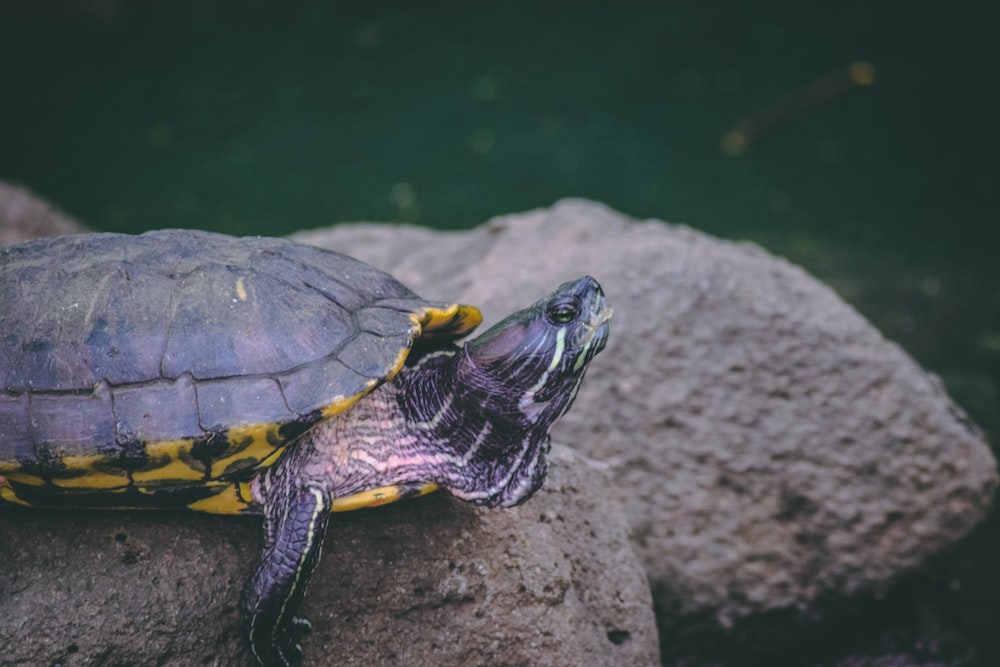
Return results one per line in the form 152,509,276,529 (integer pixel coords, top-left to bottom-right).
291,615,312,634
245,586,317,666
276,637,303,666
279,616,311,662
245,483,332,666
255,619,308,667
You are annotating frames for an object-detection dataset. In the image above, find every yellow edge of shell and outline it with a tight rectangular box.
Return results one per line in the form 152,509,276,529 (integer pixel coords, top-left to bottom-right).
319,302,481,420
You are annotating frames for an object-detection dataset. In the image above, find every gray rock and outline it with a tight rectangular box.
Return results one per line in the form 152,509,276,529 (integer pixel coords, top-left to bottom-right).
1,196,658,666
295,199,997,632
2,197,994,666
0,445,658,666
0,180,87,245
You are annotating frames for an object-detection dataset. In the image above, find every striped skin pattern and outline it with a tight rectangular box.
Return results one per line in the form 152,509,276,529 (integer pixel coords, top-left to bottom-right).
0,231,481,513
0,230,610,667
245,277,610,666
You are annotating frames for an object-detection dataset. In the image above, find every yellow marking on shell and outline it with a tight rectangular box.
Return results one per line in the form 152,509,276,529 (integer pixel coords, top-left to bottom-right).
52,472,129,489
318,345,410,420
415,303,483,337
255,445,286,471
316,303,482,423
0,455,27,480
210,423,283,477
185,481,256,515
235,277,248,301
46,452,130,489
0,485,31,507
135,456,205,485
1,471,46,487
331,482,439,512
131,439,204,485
319,385,374,419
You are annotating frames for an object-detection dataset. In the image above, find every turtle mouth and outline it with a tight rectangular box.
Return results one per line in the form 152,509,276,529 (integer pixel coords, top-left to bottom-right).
594,303,613,336
573,296,612,364
594,316,611,351
589,281,612,325
445,277,612,509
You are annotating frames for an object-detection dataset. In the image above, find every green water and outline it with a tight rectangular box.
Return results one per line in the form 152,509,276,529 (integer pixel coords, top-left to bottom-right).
1,1,997,664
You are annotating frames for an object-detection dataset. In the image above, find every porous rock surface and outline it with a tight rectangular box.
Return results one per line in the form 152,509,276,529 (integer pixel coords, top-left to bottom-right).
0,188,657,665
1,196,995,666
0,446,658,666
296,199,997,645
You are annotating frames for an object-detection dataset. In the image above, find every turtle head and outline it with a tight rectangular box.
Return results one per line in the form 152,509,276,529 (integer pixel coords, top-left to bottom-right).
464,276,611,417
450,276,611,507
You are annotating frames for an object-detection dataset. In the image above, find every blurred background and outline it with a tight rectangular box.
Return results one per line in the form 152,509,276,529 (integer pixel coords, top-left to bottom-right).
1,1,997,664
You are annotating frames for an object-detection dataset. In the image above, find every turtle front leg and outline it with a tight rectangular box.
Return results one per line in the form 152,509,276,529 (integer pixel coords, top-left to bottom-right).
244,480,332,667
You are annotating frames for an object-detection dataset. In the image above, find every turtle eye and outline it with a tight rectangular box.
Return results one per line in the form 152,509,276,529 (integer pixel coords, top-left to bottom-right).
546,298,580,325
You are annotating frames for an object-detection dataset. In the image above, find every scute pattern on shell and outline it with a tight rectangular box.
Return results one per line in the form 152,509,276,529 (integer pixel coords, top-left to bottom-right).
0,230,478,510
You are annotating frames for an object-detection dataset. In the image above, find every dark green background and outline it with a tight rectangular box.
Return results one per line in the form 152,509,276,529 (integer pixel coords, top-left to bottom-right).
1,1,997,664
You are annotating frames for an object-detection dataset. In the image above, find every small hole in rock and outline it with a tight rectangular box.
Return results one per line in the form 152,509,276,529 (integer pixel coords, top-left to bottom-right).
607,629,631,645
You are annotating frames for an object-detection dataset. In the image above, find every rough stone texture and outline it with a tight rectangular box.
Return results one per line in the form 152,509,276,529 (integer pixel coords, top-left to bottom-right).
0,180,87,244
294,199,997,634
2,197,995,666
0,446,659,666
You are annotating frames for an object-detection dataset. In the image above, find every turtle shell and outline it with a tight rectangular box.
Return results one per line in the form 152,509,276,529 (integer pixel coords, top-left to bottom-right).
0,230,481,512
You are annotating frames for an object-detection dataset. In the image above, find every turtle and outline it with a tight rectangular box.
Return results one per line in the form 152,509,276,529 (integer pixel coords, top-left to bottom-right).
0,229,611,666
